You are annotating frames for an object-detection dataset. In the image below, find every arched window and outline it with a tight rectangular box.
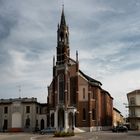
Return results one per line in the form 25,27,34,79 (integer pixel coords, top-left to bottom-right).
83,108,86,120
59,74,64,103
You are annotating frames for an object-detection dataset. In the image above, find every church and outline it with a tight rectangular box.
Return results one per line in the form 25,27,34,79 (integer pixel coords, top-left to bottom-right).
47,8,113,132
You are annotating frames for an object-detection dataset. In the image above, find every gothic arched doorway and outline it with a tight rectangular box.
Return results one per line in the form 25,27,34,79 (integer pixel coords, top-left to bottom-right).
58,108,64,131
40,119,44,130
68,112,74,130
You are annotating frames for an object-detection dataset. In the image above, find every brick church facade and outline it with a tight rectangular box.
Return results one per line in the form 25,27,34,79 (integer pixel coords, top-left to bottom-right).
47,8,113,132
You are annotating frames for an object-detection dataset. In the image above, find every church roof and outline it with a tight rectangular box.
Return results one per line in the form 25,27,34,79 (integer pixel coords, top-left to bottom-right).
79,70,102,86
101,89,113,99
60,6,66,26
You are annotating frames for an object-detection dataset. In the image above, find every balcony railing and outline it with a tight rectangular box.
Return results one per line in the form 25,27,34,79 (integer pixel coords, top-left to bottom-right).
128,105,140,107
128,114,140,118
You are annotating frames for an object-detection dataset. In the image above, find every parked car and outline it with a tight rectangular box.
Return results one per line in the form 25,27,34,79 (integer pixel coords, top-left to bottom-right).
40,127,56,134
112,125,128,132
33,127,40,133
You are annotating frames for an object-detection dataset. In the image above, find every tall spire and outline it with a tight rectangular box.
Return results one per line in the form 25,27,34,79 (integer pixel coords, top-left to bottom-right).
56,6,69,65
60,5,66,26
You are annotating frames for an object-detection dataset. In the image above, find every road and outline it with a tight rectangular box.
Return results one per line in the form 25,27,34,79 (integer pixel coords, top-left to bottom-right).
77,131,140,140
0,133,36,140
0,131,140,140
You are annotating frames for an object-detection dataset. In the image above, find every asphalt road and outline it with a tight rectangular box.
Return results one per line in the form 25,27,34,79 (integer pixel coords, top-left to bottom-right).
0,131,140,140
0,133,36,140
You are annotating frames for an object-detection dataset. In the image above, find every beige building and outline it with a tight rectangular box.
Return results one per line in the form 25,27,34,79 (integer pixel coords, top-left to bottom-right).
113,107,124,127
0,98,47,132
127,90,140,130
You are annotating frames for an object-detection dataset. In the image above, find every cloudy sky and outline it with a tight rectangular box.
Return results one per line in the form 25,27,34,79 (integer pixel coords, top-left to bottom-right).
0,0,140,116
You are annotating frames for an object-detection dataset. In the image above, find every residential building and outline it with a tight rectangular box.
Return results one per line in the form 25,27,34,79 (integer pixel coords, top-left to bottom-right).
47,8,113,132
127,90,140,130
113,107,124,127
0,97,47,132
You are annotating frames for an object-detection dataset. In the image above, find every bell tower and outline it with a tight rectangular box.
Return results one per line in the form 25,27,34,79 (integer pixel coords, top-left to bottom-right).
56,6,70,65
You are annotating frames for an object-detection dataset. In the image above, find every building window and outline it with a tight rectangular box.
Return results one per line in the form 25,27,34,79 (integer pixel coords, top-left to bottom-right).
130,97,135,105
4,107,8,114
131,109,135,117
92,91,95,99
83,88,85,99
92,109,96,120
83,108,86,120
26,106,30,113
40,108,42,114
25,116,30,128
59,74,64,102
36,120,38,127
36,107,38,114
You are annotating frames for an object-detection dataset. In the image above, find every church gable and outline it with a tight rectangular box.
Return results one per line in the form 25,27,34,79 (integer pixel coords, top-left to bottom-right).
78,74,89,101
79,70,102,85
69,64,77,77
78,72,89,85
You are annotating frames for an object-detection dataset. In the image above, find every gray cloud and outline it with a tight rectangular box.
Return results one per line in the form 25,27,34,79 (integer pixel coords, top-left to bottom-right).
0,0,140,114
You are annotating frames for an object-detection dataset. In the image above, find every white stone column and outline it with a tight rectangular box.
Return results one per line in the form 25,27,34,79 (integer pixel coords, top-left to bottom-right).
54,110,58,130
64,111,68,132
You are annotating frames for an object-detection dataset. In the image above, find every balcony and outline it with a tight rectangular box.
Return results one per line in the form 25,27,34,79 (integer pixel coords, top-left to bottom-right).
128,116,140,120
128,113,140,118
128,104,140,107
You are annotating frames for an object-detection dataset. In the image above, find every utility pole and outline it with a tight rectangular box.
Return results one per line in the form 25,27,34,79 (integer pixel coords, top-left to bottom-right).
123,103,128,123
17,85,21,98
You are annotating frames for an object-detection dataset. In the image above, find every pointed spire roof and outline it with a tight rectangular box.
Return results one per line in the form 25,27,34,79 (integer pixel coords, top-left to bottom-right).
60,5,66,26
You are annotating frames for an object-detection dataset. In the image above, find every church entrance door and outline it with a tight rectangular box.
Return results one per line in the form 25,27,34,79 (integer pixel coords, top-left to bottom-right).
68,112,74,131
58,108,64,131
